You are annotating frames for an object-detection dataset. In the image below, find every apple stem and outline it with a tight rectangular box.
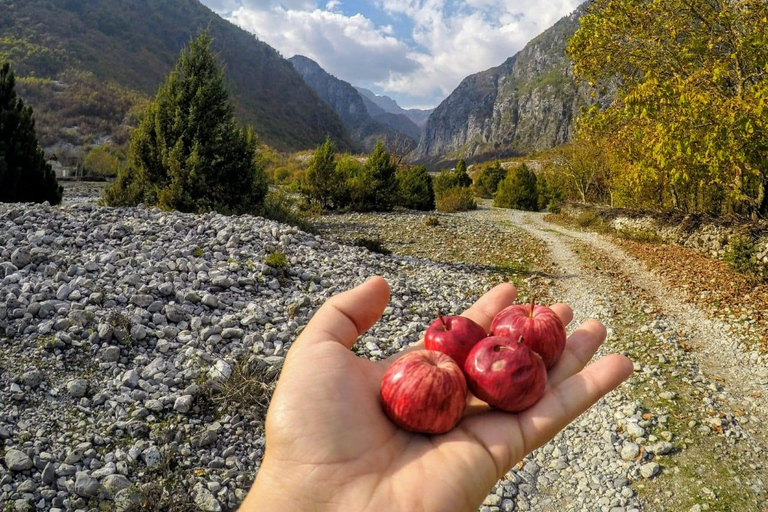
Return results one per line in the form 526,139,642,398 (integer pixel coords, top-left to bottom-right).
529,296,536,318
517,335,524,344
437,311,448,330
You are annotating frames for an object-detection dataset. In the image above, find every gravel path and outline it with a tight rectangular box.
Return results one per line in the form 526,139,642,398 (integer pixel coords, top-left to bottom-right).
504,209,768,512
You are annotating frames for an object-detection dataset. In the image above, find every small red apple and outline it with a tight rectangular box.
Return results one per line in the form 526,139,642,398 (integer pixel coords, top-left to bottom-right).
464,336,547,412
424,312,487,367
380,350,467,434
490,297,566,369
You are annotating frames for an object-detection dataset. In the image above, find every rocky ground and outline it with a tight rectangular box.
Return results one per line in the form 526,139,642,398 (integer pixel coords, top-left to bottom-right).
2,190,767,512
0,196,517,511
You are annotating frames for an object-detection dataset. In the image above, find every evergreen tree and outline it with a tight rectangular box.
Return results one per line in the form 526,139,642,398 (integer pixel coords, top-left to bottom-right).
0,62,62,205
104,34,267,214
302,137,338,209
494,164,539,211
473,161,507,198
396,165,435,211
454,158,472,188
365,140,397,210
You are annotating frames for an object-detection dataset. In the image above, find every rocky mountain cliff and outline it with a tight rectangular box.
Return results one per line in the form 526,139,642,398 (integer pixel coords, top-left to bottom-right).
356,87,433,129
412,3,613,165
0,0,350,154
288,55,415,152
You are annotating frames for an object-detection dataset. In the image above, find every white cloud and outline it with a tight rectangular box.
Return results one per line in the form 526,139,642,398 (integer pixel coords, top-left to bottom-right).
225,6,420,83
202,0,583,108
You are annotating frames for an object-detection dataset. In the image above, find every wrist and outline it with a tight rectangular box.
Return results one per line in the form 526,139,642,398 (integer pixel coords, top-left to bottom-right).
239,459,326,512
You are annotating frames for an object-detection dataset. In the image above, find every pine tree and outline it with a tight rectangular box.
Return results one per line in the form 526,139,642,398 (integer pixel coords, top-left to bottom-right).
365,140,398,210
302,137,338,209
396,165,435,211
104,33,267,214
495,164,538,211
0,63,62,205
454,158,472,188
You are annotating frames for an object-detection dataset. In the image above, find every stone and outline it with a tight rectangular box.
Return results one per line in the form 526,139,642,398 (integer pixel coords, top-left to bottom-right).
142,446,163,471
620,442,640,461
165,304,188,323
11,247,32,268
55,284,72,301
121,370,140,388
174,395,194,413
100,346,121,362
209,360,232,381
102,474,132,497
202,294,219,308
42,462,56,485
648,441,674,455
114,487,144,512
20,370,44,388
193,482,222,512
129,294,154,308
66,379,89,398
74,471,101,498
640,462,660,479
5,449,33,471
625,422,645,438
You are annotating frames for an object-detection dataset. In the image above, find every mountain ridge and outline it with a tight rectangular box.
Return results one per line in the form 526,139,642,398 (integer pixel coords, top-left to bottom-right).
0,0,351,155
289,55,417,152
411,2,614,165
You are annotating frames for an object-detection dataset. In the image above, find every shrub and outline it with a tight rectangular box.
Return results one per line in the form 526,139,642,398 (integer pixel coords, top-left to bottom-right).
396,165,435,211
264,251,288,270
437,187,477,213
261,188,314,233
494,164,538,211
454,158,472,188
546,199,562,213
424,215,440,227
473,161,507,198
301,137,339,209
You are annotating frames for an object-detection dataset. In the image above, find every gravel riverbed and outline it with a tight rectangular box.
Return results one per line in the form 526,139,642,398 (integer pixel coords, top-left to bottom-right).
2,196,766,512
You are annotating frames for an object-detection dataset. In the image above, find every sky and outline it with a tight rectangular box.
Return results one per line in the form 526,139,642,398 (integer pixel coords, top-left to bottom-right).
200,0,583,110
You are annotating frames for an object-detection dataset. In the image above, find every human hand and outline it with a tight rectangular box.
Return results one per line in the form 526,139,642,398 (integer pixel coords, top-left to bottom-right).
240,277,633,511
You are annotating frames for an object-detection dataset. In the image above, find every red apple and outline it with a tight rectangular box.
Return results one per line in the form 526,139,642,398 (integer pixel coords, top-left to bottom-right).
490,298,566,369
464,336,547,412
424,312,487,367
380,350,467,434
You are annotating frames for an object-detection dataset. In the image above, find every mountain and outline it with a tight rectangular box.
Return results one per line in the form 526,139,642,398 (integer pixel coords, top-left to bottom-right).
356,87,433,129
411,3,614,165
0,0,350,157
289,55,415,152
356,93,422,143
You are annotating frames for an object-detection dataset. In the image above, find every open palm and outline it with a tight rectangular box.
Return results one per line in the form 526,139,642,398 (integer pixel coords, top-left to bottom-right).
242,277,633,511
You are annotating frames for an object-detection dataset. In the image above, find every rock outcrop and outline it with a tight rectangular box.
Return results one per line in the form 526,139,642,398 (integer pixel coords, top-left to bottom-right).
412,3,614,165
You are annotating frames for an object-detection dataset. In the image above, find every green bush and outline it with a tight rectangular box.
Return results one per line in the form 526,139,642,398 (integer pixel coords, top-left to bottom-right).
260,189,314,233
546,199,563,213
396,165,435,211
473,161,507,198
264,251,288,270
424,215,440,227
494,164,538,211
454,158,472,188
437,187,477,213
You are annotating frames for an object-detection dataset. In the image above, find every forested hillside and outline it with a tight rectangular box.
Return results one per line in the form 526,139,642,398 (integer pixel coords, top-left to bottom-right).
0,0,350,156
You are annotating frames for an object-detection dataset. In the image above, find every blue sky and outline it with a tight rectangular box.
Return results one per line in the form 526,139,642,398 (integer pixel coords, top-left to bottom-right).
200,0,583,109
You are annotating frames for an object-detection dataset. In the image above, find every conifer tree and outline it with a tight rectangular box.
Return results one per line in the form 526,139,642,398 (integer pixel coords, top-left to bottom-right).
494,164,538,211
0,62,62,205
104,33,267,214
302,137,338,209
365,140,398,210
454,158,472,188
396,165,435,211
